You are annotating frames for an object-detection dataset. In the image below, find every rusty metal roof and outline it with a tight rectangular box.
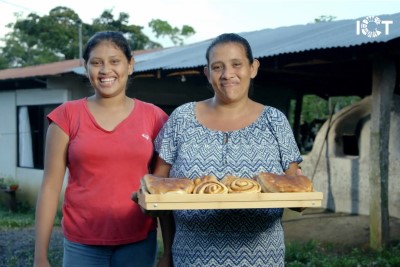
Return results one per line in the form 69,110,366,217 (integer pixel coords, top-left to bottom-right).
1,12,400,80
0,59,81,80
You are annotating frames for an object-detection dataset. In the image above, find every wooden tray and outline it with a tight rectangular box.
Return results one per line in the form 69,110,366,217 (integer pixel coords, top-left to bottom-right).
138,187,323,210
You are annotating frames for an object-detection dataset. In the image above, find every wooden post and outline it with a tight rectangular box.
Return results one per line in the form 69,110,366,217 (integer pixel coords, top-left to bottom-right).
369,56,395,250
293,92,303,147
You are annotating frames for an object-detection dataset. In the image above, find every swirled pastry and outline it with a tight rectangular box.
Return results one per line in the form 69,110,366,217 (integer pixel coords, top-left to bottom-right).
254,172,313,193
193,175,228,194
221,175,261,193
142,174,195,194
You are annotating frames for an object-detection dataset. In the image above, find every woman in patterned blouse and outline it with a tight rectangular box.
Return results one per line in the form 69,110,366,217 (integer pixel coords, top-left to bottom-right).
153,33,302,267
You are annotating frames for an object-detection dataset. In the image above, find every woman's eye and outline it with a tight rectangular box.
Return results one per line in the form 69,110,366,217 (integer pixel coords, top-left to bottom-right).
212,65,222,71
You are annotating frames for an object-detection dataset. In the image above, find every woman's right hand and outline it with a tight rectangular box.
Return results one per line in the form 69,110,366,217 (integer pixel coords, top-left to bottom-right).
157,253,173,267
131,191,171,217
34,257,51,267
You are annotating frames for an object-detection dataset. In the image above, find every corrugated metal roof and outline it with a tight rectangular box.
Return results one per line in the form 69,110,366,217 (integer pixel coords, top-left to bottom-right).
1,12,399,80
127,12,400,73
0,59,82,80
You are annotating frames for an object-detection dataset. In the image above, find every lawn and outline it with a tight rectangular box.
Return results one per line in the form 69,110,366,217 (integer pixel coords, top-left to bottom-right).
1,208,399,267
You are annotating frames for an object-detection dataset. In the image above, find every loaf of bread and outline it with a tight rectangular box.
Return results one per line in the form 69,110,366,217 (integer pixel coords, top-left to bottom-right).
254,172,313,193
193,175,228,194
142,174,195,194
221,175,261,193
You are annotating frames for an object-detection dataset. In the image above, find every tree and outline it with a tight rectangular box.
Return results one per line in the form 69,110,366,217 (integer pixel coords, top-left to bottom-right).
0,7,196,69
149,19,195,46
314,15,337,23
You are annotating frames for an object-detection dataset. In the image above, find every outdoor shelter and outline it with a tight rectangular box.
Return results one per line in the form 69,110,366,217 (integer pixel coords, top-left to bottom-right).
1,12,399,249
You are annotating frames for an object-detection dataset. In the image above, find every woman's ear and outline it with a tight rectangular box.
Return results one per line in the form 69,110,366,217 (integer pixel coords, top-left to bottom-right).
84,61,89,77
250,59,260,79
129,58,135,75
204,66,211,82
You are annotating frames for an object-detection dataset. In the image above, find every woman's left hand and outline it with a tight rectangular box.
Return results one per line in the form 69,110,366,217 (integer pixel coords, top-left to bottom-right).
289,167,307,213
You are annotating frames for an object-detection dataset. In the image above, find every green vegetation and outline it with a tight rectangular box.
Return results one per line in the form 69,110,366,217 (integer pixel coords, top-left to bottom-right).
290,95,362,126
0,6,196,69
0,209,34,229
0,208,61,230
286,240,400,266
0,208,399,267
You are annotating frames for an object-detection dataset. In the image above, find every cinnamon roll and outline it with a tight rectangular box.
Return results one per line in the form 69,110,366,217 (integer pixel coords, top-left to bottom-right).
193,175,228,194
221,175,261,193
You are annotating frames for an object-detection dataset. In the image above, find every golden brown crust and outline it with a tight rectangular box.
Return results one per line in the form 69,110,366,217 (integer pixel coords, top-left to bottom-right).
193,175,228,194
221,175,261,193
254,172,313,193
142,174,195,194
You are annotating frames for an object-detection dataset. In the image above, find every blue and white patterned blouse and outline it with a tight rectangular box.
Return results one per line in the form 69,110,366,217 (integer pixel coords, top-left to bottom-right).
155,102,302,267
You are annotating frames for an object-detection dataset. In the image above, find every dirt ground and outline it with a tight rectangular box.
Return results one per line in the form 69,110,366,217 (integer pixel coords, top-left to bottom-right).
1,208,399,266
282,208,400,248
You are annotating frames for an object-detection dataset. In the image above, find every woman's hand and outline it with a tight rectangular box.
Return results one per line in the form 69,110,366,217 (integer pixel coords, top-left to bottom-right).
34,257,51,267
157,252,173,267
131,191,171,217
289,167,307,213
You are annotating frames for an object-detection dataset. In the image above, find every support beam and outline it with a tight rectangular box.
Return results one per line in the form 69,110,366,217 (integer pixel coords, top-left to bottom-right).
293,92,303,147
369,56,396,250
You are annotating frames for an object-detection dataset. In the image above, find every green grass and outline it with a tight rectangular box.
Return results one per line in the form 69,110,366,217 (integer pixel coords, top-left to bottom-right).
0,209,35,229
1,207,399,267
285,239,400,266
0,207,61,230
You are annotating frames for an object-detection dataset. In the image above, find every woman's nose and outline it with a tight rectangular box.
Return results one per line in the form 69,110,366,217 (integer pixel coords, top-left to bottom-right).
100,64,111,73
221,66,234,78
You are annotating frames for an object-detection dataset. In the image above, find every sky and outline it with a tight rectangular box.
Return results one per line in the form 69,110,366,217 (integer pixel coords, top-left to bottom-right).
1,0,400,47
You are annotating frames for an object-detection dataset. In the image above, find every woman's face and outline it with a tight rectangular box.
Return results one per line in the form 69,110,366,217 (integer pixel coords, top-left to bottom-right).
85,41,134,98
204,42,259,104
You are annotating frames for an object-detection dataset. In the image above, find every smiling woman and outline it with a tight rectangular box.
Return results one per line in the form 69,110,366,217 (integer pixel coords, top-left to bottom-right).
33,31,168,267
152,33,302,267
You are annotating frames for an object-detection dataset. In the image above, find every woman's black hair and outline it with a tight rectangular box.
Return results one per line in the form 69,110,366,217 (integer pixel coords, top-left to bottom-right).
83,31,133,63
205,33,254,65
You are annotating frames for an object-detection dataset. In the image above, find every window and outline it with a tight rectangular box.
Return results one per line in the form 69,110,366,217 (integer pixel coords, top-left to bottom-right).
17,104,59,169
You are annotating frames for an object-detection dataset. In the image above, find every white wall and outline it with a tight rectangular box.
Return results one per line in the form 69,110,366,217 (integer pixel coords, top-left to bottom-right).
1,88,69,207
0,91,17,178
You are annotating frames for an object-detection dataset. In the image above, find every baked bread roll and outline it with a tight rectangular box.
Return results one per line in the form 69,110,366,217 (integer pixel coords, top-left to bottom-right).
221,175,261,193
193,175,228,194
142,174,195,194
255,172,313,193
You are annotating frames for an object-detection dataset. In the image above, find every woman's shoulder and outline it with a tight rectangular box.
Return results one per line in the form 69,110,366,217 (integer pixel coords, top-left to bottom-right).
134,98,167,114
134,98,159,110
170,102,195,117
261,105,286,118
55,98,85,112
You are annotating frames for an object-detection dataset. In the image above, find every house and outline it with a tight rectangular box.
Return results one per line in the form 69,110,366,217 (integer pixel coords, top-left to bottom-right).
0,13,399,224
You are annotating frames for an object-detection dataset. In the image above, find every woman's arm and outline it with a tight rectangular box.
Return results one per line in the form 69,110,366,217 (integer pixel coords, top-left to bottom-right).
152,157,175,267
34,123,68,267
